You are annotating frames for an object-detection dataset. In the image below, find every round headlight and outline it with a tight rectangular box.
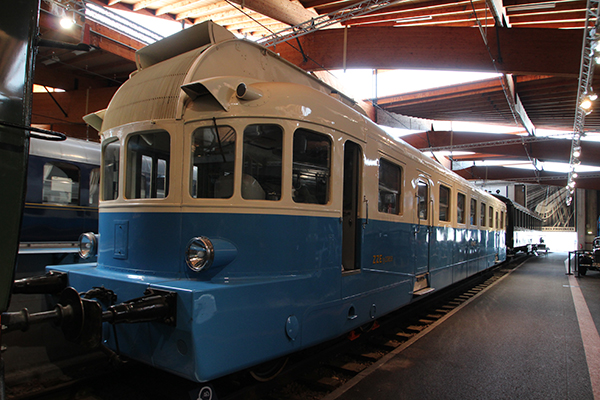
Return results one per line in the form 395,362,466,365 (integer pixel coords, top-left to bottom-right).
79,232,98,259
186,237,214,272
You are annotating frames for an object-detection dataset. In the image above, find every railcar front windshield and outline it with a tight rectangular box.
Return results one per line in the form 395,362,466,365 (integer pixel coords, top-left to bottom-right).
126,131,170,199
190,125,236,199
243,124,283,201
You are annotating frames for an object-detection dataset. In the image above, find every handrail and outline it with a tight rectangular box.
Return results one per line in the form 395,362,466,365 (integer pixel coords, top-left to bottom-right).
0,121,66,141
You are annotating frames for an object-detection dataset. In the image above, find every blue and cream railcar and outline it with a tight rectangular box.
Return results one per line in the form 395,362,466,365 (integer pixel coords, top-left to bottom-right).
48,22,506,382
494,194,542,254
20,137,100,247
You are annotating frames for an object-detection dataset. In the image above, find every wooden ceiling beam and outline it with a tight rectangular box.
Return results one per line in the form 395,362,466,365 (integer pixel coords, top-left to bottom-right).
454,166,600,190
132,0,164,11
176,3,237,20
401,130,600,167
346,6,491,27
227,0,318,26
315,0,469,14
225,17,283,30
156,0,217,16
271,26,581,77
240,21,289,30
303,0,359,9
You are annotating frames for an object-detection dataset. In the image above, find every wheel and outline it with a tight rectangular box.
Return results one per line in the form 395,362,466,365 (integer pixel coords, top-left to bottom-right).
578,264,587,276
249,357,288,382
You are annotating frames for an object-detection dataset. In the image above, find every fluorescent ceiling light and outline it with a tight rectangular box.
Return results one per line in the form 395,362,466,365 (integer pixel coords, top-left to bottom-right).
395,15,433,24
506,2,556,11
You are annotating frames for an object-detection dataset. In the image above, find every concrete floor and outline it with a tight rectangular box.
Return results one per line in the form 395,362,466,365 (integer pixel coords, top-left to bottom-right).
330,253,598,400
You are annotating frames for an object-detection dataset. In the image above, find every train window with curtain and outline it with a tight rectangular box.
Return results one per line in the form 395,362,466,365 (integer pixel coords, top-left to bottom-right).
489,206,494,227
457,192,466,224
102,140,120,201
42,162,80,205
480,203,486,226
190,125,236,199
126,130,170,199
439,185,450,221
243,124,283,201
378,158,402,214
292,129,331,205
89,167,100,206
470,198,477,225
417,180,428,220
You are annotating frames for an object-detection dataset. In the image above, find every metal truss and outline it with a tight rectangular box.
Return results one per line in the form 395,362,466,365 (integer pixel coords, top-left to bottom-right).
416,135,561,153
567,0,599,205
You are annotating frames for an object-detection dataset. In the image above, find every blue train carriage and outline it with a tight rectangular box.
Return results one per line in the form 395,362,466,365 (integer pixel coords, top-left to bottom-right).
48,21,507,382
19,136,100,259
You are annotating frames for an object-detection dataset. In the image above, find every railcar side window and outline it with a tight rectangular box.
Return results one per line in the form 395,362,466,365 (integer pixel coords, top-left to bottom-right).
126,131,170,199
457,193,466,224
489,206,494,227
501,211,505,229
378,159,402,214
89,168,100,206
292,129,331,204
243,124,282,201
439,185,450,222
102,140,120,201
470,198,477,225
191,125,236,198
417,180,428,220
496,211,499,229
480,203,486,226
42,162,80,205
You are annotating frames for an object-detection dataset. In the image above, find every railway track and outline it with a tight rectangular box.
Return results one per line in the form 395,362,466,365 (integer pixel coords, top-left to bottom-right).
4,256,528,400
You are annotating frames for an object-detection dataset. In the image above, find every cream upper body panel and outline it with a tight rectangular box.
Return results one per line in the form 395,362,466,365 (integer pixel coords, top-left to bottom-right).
95,22,505,230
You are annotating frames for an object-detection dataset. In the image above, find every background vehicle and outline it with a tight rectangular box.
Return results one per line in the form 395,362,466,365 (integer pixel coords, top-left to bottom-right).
18,136,100,267
576,236,600,275
494,194,543,255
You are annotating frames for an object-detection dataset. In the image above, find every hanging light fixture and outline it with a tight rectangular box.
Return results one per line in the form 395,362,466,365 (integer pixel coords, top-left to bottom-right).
60,15,74,29
580,96,594,110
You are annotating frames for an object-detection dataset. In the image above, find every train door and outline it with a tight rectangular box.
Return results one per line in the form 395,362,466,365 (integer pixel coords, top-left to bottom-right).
414,178,433,294
342,141,362,272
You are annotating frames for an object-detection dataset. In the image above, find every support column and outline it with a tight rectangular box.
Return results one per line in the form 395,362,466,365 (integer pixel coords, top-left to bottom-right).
577,188,586,250
584,190,598,248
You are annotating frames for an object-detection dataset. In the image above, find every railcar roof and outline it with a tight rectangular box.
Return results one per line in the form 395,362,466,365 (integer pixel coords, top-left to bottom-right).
98,21,363,133
29,137,100,165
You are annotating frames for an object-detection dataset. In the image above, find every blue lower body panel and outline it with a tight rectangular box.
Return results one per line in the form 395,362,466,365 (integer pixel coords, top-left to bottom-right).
48,211,505,382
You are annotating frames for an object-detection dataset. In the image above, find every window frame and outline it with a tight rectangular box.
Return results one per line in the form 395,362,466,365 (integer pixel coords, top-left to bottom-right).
417,179,429,221
480,202,486,227
101,138,121,201
378,158,403,215
125,130,171,200
242,124,284,201
457,192,466,224
42,161,81,206
292,128,332,205
189,124,236,199
438,184,451,222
